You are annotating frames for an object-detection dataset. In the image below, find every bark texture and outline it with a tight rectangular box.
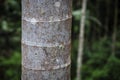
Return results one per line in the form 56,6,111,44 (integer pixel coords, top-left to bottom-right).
77,0,87,80
22,0,72,80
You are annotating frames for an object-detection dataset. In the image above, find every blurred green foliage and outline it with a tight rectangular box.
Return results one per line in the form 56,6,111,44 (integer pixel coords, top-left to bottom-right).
0,52,21,80
0,0,21,80
72,0,120,80
0,0,120,80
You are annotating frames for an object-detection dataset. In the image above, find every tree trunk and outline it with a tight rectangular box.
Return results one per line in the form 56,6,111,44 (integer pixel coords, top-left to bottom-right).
105,0,110,37
77,0,87,80
22,0,72,80
112,0,118,56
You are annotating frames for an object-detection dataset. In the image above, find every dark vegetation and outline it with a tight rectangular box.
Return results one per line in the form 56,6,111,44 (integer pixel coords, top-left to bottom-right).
0,0,120,80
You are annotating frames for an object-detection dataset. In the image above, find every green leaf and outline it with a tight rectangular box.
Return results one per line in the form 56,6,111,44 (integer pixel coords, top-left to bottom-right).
72,10,82,20
2,20,8,31
88,16,102,26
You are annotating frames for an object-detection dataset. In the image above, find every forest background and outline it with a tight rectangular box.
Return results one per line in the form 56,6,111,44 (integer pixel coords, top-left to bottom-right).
0,0,120,80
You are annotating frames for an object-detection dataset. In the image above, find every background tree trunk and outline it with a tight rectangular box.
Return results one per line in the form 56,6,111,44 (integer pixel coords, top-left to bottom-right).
105,0,110,37
77,0,87,80
22,0,72,80
112,0,118,56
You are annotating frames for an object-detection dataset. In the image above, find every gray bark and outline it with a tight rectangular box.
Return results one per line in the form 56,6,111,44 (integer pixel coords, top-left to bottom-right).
22,0,72,80
77,0,87,80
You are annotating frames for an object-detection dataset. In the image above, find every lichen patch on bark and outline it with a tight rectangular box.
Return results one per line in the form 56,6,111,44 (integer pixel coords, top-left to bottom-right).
54,2,61,7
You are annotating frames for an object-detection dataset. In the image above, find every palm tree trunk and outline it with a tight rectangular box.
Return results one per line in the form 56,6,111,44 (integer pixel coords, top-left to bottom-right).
22,0,72,80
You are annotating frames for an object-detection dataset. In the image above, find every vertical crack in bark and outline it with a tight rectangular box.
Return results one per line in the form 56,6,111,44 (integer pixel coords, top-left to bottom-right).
42,47,48,57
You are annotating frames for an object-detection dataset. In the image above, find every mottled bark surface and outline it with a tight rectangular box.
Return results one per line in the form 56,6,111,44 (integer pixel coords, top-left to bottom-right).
22,66,70,80
22,0,72,80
